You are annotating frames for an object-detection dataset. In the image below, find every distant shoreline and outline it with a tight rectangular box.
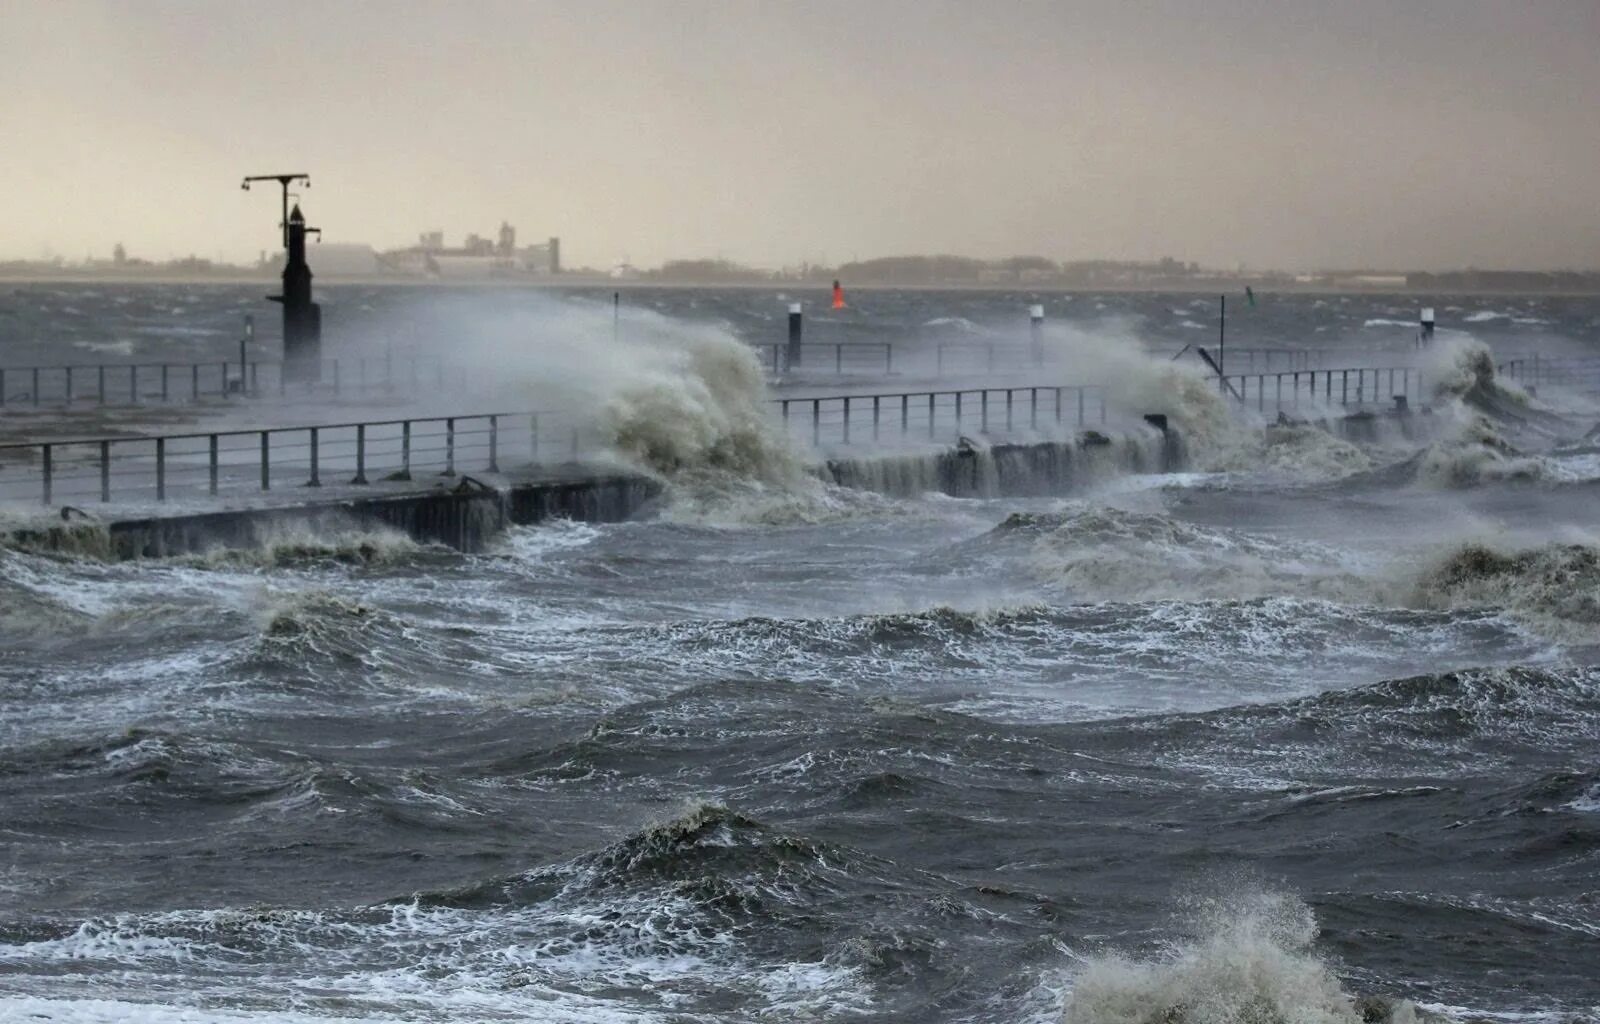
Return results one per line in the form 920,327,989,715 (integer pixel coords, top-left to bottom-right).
2,271,1598,297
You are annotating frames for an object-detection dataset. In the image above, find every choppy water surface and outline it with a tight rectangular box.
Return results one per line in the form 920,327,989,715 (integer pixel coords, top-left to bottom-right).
2,284,1600,1023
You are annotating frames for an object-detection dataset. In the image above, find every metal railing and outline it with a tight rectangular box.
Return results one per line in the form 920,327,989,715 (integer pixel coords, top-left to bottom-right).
1220,366,1422,413
0,361,263,407
777,385,1106,449
0,411,603,506
1498,355,1600,393
0,354,466,408
1218,348,1315,373
751,340,1041,378
1,383,1115,505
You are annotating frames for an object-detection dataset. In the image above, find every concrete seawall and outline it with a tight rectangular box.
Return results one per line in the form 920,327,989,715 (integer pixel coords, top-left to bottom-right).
100,473,663,559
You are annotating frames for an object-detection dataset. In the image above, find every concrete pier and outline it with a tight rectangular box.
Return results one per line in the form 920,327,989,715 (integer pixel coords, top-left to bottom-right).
4,435,1182,559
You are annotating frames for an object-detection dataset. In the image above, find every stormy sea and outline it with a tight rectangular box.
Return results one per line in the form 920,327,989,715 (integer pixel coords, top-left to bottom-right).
2,283,1598,1023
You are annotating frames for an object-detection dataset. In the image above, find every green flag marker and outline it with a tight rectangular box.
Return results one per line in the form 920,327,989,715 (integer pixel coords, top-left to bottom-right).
1245,286,1257,308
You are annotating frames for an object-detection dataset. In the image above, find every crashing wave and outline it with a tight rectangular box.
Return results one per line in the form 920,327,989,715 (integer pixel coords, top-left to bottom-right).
1410,542,1600,641
1410,416,1546,487
1062,890,1425,1024
984,506,1365,604
1207,422,1374,480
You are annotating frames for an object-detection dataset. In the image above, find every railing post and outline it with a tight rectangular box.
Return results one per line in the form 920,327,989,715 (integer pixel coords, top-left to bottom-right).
98,365,106,405
445,418,456,475
1030,388,1038,429
222,361,229,396
1341,369,1349,405
32,367,40,406
928,393,936,439
1054,387,1062,424
308,427,321,486
842,397,851,444
835,344,843,375
812,399,821,446
901,393,909,435
401,420,412,479
1078,388,1086,426
872,396,880,442
41,444,53,505
161,364,169,402
529,414,539,463
155,438,166,501
956,391,964,427
488,415,500,472
100,441,110,502
353,424,368,484
209,434,219,496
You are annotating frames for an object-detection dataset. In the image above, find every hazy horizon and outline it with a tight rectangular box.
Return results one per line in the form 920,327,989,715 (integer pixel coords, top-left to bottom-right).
3,1,1597,272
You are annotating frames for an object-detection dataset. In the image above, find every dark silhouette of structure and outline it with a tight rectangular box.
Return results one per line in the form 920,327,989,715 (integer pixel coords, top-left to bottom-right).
242,173,322,382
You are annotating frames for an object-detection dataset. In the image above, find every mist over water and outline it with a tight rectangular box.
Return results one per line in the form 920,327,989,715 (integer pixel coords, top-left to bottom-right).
3,284,1600,1022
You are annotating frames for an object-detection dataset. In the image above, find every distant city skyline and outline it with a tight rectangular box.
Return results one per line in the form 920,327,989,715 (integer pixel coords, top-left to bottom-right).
3,2,1598,271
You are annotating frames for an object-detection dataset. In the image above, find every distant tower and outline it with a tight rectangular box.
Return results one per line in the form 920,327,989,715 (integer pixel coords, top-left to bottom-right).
548,237,561,275
270,204,323,382
498,222,516,256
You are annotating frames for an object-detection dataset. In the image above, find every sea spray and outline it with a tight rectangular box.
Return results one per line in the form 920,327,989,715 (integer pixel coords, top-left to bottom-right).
1038,321,1238,457
1062,890,1419,1024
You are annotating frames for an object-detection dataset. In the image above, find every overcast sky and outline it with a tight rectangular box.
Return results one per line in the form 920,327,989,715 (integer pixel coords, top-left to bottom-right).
2,0,1597,270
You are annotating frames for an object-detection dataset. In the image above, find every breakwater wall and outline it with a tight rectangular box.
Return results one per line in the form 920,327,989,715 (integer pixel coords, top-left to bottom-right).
822,430,1179,499
104,473,662,559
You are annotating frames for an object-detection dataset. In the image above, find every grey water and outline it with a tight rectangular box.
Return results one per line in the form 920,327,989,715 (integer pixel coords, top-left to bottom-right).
2,283,1600,1023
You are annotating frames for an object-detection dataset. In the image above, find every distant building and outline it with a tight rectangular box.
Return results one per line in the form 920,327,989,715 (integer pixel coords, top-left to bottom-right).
380,224,560,277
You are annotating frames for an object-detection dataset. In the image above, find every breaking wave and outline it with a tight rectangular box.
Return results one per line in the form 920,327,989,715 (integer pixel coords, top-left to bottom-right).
1410,542,1600,641
1063,890,1422,1024
981,506,1366,603
602,333,801,487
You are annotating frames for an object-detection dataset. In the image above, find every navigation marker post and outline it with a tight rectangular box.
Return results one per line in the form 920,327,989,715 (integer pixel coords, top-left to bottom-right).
787,303,803,370
1029,304,1045,366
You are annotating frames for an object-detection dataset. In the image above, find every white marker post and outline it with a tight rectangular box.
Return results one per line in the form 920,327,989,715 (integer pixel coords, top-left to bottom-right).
1419,307,1435,347
786,303,803,370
